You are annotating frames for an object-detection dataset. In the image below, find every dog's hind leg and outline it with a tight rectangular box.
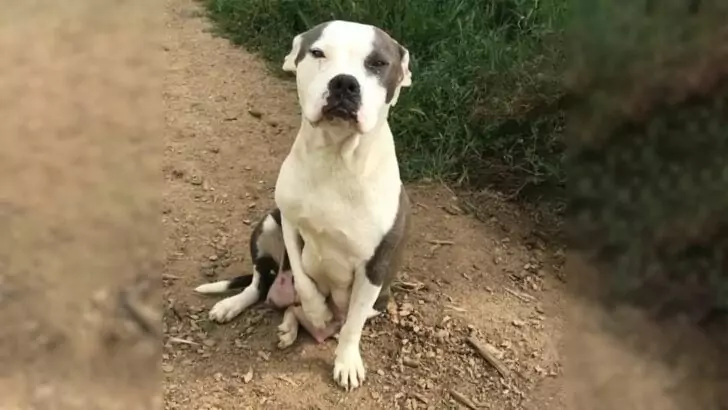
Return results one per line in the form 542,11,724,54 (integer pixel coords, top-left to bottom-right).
206,269,262,323
277,305,300,349
194,274,254,294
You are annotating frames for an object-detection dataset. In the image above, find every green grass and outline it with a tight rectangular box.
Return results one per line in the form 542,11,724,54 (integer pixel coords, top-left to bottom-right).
203,0,569,195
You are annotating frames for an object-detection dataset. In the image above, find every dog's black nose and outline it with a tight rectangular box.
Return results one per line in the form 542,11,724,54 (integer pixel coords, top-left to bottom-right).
328,74,360,98
323,74,361,121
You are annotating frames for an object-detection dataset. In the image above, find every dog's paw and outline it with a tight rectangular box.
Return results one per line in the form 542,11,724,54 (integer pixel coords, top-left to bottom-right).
301,297,333,330
333,344,366,391
208,297,247,323
277,319,299,349
277,307,299,349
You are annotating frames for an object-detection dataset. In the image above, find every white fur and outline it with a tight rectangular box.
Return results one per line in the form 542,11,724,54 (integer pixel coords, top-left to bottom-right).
280,214,333,329
282,34,302,72
206,269,260,323
194,280,232,294
277,306,299,349
261,214,279,232
283,21,401,135
196,212,285,324
258,214,285,261
275,20,411,391
388,49,411,107
399,50,412,88
333,264,384,390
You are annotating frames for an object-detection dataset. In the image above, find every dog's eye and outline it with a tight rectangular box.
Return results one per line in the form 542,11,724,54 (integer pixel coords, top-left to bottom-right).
366,59,389,69
309,48,325,59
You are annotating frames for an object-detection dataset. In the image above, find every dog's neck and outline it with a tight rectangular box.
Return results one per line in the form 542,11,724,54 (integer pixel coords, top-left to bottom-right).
294,117,397,176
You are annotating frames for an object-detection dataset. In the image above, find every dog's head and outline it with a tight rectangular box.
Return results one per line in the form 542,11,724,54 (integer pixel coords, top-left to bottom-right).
282,20,412,135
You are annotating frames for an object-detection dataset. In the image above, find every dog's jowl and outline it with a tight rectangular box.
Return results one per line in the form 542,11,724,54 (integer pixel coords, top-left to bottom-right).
275,20,413,391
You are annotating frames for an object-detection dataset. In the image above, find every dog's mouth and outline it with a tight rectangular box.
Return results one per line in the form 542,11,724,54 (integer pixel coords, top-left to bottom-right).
320,100,359,123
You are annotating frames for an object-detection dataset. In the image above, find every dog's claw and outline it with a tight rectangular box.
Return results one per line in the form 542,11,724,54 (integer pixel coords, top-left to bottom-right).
333,344,366,391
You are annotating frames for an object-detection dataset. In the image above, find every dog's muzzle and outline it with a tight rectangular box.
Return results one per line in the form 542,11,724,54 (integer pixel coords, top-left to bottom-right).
322,74,361,122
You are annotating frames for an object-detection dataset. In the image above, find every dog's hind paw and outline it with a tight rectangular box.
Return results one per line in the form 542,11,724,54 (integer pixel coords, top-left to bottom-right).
208,296,247,323
277,307,299,349
277,327,298,349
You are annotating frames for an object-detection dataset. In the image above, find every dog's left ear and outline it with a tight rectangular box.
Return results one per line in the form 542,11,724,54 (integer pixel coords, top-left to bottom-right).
399,45,412,87
282,33,303,73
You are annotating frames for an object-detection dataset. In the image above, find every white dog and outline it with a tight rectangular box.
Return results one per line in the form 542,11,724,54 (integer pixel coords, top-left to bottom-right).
274,20,413,391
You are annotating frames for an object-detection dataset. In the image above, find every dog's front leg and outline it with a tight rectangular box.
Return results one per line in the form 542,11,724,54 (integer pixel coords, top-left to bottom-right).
280,215,332,329
333,264,381,391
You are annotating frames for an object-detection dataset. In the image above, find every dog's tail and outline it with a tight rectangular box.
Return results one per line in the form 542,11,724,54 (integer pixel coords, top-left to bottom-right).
194,275,253,294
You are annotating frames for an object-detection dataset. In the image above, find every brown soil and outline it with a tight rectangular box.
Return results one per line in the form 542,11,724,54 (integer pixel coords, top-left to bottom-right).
160,4,567,407
0,0,696,409
158,0,692,410
159,1,698,410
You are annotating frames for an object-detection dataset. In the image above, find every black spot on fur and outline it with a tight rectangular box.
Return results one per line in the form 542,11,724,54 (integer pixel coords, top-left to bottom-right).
254,255,279,295
226,275,254,290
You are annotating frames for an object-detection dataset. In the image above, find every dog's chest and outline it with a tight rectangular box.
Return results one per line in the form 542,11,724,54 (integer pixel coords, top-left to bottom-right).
276,154,395,261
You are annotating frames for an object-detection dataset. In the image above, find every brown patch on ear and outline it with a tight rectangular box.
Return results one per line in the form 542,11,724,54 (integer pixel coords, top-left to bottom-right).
369,28,411,103
294,22,329,66
282,22,330,72
365,186,411,308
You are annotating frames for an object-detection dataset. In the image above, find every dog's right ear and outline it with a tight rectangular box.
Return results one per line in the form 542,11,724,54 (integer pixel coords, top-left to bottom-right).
282,33,303,73
282,23,328,73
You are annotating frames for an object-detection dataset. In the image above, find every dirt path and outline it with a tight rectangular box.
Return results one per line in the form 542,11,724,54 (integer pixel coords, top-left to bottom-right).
161,1,687,409
161,1,565,409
